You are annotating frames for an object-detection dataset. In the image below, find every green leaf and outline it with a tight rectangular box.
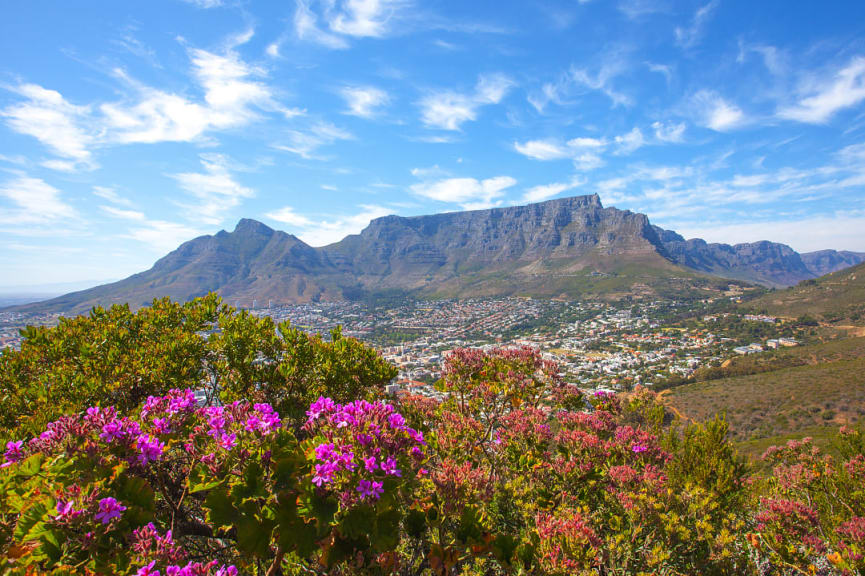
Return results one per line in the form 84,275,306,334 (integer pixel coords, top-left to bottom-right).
339,504,375,540
14,500,50,541
15,453,45,478
204,485,238,529
187,465,224,493
492,533,518,566
372,508,401,552
236,512,276,558
404,508,426,539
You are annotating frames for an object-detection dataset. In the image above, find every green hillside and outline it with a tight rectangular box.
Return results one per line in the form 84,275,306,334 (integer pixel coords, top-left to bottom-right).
744,261,865,325
665,336,865,458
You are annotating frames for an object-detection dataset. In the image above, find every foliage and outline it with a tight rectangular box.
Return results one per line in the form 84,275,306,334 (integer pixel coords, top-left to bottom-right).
0,294,396,440
2,300,864,574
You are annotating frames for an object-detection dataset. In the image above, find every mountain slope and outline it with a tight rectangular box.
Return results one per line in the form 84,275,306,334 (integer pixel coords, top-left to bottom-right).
745,261,865,325
8,194,864,315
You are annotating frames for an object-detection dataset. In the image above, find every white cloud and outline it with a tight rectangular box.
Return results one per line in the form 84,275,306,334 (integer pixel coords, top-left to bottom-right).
293,0,411,49
100,205,147,221
125,220,203,252
522,176,584,203
265,206,313,227
341,86,389,117
93,186,134,207
103,46,275,144
618,0,668,19
0,176,78,226
515,128,643,166
513,139,570,160
692,90,745,131
674,0,719,49
1,84,96,169
530,54,631,111
326,0,411,38
410,175,517,209
614,126,645,154
778,57,865,124
170,154,254,224
274,121,353,159
182,0,223,7
294,204,394,246
652,121,686,142
420,73,514,131
294,0,350,49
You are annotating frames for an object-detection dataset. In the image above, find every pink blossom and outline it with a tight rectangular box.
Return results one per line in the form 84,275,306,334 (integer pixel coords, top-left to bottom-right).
94,497,126,524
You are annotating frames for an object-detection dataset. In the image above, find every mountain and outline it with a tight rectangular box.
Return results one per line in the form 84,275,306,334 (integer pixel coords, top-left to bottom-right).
652,228,817,287
8,194,864,314
745,260,865,325
800,250,865,277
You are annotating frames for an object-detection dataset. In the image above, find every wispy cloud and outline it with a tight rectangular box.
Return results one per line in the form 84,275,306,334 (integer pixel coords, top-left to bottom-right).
1,84,96,170
93,186,134,207
292,0,412,49
125,220,203,252
169,154,255,224
778,57,865,124
341,85,390,118
522,176,584,203
410,174,517,209
529,53,631,112
265,206,313,227
652,121,686,142
419,73,514,131
266,204,393,246
0,175,78,228
100,205,147,221
691,90,745,131
674,0,720,49
514,127,648,166
273,121,353,159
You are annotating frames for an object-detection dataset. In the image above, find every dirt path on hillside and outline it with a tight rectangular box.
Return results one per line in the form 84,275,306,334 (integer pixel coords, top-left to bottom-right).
657,389,693,423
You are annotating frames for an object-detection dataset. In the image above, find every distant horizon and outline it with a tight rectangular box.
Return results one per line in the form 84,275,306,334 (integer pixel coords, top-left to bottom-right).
3,1,865,285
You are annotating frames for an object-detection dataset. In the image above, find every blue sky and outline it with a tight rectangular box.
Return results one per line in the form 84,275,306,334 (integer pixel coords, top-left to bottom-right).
2,0,865,288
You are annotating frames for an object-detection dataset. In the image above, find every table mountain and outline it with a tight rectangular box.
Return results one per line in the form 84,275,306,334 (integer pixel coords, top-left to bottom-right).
9,194,864,314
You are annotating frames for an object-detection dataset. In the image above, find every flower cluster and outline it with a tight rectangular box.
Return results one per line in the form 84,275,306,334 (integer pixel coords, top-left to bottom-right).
136,560,237,576
304,397,426,504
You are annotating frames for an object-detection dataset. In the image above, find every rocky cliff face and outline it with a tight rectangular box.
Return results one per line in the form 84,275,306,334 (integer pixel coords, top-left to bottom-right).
800,250,865,277
10,195,864,314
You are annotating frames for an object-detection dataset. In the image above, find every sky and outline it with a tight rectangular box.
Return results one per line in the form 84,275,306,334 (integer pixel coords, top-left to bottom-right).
2,0,865,289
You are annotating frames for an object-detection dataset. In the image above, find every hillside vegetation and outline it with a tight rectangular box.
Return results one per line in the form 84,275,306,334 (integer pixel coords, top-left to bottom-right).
666,337,865,457
1,295,865,575
745,261,865,325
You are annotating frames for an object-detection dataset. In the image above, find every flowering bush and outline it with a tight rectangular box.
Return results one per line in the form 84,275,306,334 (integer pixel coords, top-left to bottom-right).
1,330,864,575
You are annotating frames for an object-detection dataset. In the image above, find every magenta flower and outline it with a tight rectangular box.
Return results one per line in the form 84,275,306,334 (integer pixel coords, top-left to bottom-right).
387,413,406,430
137,561,160,576
137,434,165,465
631,444,648,453
2,440,24,466
306,396,336,421
94,497,127,524
152,417,172,434
381,456,402,477
363,456,378,472
356,479,384,500
54,500,81,520
218,433,237,450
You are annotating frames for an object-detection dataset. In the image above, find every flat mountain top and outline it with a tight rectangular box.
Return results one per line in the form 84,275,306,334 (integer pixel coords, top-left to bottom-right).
7,194,864,316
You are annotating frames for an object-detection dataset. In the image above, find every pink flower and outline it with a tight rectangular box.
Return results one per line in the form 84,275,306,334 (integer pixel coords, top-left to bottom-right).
137,561,160,576
94,497,127,524
631,444,647,453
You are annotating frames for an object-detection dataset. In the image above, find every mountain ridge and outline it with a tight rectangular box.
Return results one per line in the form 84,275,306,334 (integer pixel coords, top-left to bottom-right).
8,194,864,314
